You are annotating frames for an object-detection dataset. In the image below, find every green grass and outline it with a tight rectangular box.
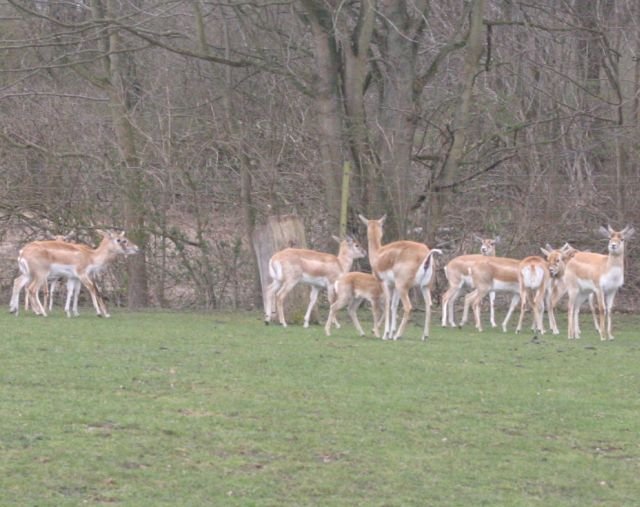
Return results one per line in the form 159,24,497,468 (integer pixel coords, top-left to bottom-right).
1,308,639,506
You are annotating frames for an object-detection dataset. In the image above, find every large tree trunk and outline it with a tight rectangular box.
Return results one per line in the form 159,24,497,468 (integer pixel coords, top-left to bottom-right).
301,1,344,235
105,0,148,308
341,0,376,217
426,0,485,241
376,0,427,239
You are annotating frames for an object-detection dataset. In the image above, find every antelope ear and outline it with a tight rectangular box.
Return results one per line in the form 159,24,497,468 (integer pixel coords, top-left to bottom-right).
622,226,635,239
331,235,341,244
358,214,368,225
119,230,126,237
96,229,109,238
545,243,554,251
598,226,611,238
540,247,550,257
379,214,387,226
494,235,501,244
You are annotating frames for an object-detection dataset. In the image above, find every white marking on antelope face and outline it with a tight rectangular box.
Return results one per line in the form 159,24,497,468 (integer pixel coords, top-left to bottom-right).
607,233,624,255
480,239,496,256
349,239,367,260
114,232,140,255
546,251,563,277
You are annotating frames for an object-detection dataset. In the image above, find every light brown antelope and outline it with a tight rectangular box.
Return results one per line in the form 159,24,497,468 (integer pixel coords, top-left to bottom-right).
441,235,500,327
264,236,366,328
460,257,521,332
564,225,634,340
22,235,82,316
515,256,550,334
540,243,584,335
10,230,139,317
358,215,442,341
324,272,385,337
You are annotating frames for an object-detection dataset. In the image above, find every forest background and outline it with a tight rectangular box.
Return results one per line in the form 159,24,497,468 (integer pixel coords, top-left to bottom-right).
1,0,640,312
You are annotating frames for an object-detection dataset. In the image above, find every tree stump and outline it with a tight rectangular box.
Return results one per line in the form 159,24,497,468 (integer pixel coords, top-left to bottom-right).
252,215,315,325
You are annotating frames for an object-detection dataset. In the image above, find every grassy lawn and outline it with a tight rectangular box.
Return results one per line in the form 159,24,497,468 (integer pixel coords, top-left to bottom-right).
1,307,639,506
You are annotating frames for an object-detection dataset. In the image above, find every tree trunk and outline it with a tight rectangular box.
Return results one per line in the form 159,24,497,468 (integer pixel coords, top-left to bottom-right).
341,0,376,217
376,0,427,239
301,0,344,234
99,0,149,308
426,0,485,241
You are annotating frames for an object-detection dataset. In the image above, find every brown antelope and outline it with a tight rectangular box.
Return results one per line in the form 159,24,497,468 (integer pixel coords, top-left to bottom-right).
264,236,366,328
540,243,586,335
460,257,521,332
324,272,385,337
564,225,634,340
358,215,442,341
441,235,500,327
22,235,82,316
10,230,139,317
515,256,550,334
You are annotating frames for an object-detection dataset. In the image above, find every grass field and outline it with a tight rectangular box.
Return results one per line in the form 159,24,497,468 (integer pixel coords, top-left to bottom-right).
1,307,639,506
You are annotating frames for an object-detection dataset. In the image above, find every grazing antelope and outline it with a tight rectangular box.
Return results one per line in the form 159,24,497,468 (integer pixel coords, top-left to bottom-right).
460,256,521,332
324,272,385,337
564,225,634,340
358,215,442,341
515,256,550,334
264,236,366,328
441,235,500,327
10,230,139,318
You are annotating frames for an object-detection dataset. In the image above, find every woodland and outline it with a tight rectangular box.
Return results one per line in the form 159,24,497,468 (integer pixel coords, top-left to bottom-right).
1,0,640,311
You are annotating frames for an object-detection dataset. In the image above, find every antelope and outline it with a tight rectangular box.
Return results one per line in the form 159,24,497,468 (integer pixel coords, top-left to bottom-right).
10,230,139,318
441,235,500,328
23,235,81,315
540,243,584,335
324,272,385,337
515,255,550,334
358,215,442,341
460,257,521,332
264,235,366,328
564,225,634,340
25,273,81,316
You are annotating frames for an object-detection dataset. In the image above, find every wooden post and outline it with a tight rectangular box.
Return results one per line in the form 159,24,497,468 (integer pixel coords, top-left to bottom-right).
252,215,311,323
339,161,351,238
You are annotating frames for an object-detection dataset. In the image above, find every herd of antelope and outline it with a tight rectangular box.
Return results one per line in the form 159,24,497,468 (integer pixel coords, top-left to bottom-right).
264,215,635,342
7,217,634,342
